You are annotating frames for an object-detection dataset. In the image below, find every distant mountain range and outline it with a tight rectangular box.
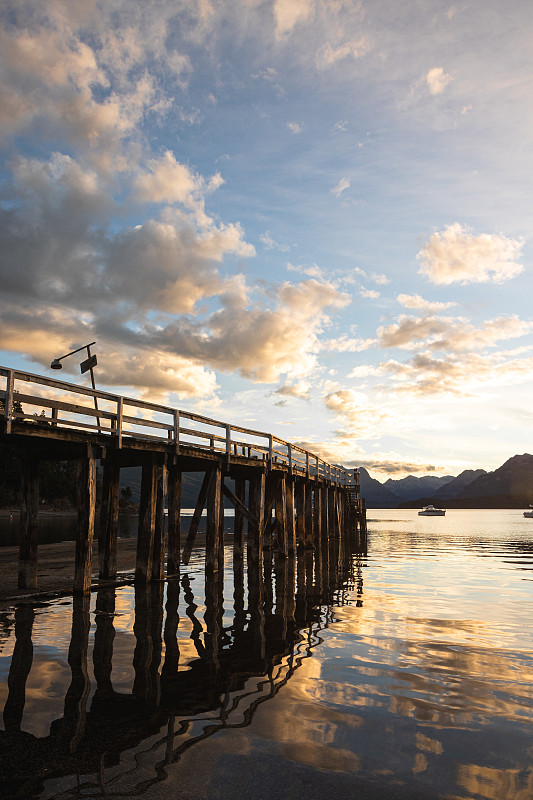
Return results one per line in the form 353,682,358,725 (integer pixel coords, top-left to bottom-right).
369,454,533,509
118,454,533,510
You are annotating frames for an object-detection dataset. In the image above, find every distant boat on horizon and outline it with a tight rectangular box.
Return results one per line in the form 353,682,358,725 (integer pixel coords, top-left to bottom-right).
523,506,533,518
418,505,446,516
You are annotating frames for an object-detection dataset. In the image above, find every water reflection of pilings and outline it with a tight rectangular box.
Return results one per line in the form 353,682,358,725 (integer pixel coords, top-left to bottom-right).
0,532,366,799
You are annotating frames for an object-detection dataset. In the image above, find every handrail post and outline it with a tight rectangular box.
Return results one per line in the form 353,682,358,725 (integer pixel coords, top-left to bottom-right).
268,434,273,463
288,443,292,471
226,424,232,463
173,409,180,448
116,397,123,448
306,451,309,478
4,369,14,434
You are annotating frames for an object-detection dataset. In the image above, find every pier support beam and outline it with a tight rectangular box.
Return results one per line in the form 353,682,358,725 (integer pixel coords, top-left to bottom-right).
18,458,40,590
275,475,288,556
98,458,120,580
206,464,223,575
74,447,97,594
295,479,305,548
152,464,168,581
248,471,266,570
304,481,313,548
286,477,296,555
233,477,246,563
166,462,181,576
136,456,157,583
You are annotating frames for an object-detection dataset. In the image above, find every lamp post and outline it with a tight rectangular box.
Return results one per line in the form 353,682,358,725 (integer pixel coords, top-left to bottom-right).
50,341,101,432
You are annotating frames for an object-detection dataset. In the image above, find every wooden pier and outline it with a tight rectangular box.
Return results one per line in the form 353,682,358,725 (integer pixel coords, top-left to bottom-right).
1,366,366,595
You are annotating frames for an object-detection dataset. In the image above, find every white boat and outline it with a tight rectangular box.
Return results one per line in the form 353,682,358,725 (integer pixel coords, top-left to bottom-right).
418,505,446,516
524,506,533,518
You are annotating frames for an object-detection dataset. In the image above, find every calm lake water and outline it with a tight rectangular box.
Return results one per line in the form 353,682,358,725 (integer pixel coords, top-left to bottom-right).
1,509,532,800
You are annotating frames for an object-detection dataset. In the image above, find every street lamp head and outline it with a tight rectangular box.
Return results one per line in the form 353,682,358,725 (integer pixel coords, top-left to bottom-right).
50,359,63,369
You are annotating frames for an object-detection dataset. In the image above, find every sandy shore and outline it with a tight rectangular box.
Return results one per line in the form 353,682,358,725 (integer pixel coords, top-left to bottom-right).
0,537,140,607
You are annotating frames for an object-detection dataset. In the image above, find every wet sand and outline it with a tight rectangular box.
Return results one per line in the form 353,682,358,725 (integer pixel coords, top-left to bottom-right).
0,536,140,606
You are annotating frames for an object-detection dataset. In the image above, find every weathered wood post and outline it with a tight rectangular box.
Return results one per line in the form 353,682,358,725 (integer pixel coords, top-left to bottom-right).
321,484,329,538
233,477,246,563
275,474,288,556
152,464,168,581
166,461,181,576
74,446,97,594
136,455,157,583
304,480,313,548
98,457,120,580
295,478,306,548
286,476,296,554
206,463,223,575
248,469,266,570
328,484,336,539
320,484,330,585
313,484,322,547
18,457,39,590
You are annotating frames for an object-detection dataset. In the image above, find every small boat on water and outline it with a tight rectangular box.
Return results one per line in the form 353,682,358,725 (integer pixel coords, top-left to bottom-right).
418,505,446,516
524,506,533,518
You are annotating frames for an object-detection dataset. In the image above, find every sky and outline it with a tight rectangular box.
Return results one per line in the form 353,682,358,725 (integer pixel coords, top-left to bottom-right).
1,0,532,480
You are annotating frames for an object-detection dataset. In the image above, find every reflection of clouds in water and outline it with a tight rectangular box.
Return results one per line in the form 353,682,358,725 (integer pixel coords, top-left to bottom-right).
13,659,71,738
457,762,533,800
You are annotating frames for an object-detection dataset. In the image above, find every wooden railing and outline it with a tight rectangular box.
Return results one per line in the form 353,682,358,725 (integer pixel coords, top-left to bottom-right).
1,366,357,486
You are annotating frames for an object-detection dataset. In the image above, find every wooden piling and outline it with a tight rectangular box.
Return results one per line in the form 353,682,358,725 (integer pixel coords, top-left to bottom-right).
304,481,313,548
206,464,223,574
136,457,157,583
233,477,246,561
248,470,266,569
98,459,120,580
152,464,168,581
286,477,296,555
166,462,181,576
295,479,305,548
275,474,288,556
18,458,39,590
74,447,97,594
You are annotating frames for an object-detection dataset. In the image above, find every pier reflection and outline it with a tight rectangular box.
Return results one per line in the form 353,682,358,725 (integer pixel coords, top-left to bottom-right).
0,530,364,799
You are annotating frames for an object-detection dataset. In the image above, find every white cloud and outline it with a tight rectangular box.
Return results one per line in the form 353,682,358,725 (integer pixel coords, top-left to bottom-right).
397,293,457,312
287,121,303,134
272,381,311,401
376,313,533,352
360,287,380,299
371,272,389,285
418,223,524,285
260,232,291,251
287,262,325,279
331,177,350,197
316,38,368,70
322,336,376,353
426,67,453,95
274,0,315,38
324,388,392,439
134,151,223,211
